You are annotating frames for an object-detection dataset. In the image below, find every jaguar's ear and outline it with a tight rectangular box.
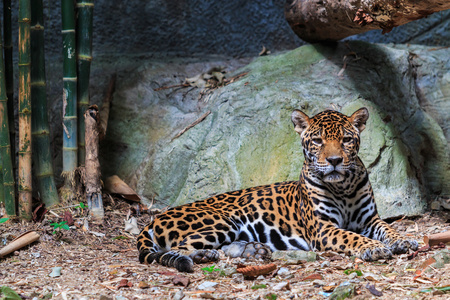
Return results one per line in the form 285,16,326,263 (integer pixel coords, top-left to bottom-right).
349,107,369,133
291,110,310,135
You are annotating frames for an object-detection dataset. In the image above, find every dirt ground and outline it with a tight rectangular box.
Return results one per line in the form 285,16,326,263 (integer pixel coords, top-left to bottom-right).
1,197,449,300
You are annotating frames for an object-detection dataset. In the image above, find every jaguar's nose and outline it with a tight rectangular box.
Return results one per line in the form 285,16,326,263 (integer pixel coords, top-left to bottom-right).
326,156,343,167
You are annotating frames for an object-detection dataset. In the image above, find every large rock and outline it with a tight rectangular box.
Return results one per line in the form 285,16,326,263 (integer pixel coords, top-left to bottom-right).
102,42,449,218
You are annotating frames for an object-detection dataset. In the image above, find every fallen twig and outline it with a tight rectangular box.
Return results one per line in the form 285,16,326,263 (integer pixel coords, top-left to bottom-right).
171,110,211,141
0,231,40,258
154,83,190,91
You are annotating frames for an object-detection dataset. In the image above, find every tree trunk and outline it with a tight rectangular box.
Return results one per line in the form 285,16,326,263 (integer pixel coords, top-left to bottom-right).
285,0,450,42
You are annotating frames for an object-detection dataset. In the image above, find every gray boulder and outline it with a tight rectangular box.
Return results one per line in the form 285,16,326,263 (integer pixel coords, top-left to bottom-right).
102,41,449,218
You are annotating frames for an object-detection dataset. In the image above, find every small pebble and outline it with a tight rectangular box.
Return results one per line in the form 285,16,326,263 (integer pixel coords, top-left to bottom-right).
320,261,330,268
312,279,327,286
173,290,185,300
197,281,218,291
49,267,62,278
273,281,289,291
277,267,290,276
232,273,244,284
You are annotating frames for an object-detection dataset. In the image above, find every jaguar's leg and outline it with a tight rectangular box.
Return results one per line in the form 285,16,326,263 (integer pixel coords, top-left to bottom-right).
361,216,419,254
313,224,394,261
221,241,272,259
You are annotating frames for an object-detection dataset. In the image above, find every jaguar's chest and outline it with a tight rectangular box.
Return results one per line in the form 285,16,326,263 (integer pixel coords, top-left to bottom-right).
300,173,375,231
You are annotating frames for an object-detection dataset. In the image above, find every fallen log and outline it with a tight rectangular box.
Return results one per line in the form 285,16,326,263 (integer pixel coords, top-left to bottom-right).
424,230,450,247
285,0,450,42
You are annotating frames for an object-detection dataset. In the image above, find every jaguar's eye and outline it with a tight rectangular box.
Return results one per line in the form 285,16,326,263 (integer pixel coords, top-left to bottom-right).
312,138,322,145
343,137,352,143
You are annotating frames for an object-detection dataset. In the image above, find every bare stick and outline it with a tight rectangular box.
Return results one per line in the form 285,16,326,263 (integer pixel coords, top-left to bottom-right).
171,110,211,141
0,231,40,258
424,231,450,247
154,83,190,91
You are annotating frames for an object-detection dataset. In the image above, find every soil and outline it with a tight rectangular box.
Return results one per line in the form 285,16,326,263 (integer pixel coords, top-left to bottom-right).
1,197,449,300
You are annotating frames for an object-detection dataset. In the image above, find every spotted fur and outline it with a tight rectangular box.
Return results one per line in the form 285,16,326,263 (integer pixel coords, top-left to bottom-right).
137,108,418,272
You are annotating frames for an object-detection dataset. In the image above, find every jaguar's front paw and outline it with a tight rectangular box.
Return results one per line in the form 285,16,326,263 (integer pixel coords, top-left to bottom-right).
359,243,393,261
189,249,220,264
389,239,419,254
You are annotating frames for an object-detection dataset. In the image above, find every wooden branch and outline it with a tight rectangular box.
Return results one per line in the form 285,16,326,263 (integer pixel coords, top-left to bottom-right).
0,231,40,258
285,0,450,42
424,231,450,247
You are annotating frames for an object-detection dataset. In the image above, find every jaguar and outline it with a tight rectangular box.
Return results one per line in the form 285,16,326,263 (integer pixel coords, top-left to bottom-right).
137,108,418,272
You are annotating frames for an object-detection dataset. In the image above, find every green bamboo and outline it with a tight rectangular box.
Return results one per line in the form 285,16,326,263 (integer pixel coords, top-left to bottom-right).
1,19,16,216
76,0,94,166
31,0,59,207
3,0,15,172
18,0,32,219
0,162,3,205
62,0,78,173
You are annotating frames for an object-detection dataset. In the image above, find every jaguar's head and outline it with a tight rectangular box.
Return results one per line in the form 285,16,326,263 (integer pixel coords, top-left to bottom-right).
291,108,369,183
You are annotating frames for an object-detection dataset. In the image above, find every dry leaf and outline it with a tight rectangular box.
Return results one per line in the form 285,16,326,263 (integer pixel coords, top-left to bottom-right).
173,275,190,287
236,263,277,276
105,175,141,202
124,217,140,235
323,286,335,292
63,211,74,226
32,204,47,223
302,273,323,281
366,284,383,297
117,279,132,288
259,46,271,56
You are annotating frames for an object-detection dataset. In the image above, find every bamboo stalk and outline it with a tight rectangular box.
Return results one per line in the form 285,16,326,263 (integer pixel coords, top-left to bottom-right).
0,26,15,215
61,0,78,175
18,0,32,220
76,0,94,166
0,163,3,205
30,0,59,208
3,0,15,172
99,73,116,138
